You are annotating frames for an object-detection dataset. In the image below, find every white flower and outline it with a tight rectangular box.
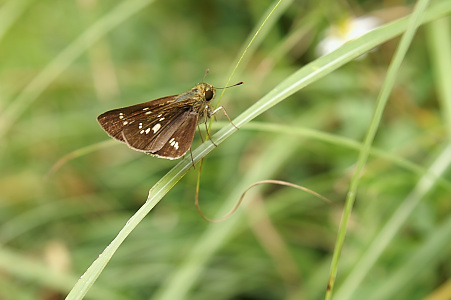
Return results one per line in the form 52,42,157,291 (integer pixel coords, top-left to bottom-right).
316,16,381,57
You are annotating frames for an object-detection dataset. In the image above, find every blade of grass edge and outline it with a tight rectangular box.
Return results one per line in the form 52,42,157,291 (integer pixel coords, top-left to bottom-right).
426,17,451,135
0,0,32,43
219,0,292,97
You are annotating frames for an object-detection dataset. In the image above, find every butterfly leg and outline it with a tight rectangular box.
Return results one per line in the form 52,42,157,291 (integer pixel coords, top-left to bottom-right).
210,106,239,129
197,124,205,142
203,116,218,147
189,148,195,168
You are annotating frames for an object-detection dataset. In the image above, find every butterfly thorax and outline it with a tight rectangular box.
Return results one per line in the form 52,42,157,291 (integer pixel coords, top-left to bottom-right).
174,83,216,120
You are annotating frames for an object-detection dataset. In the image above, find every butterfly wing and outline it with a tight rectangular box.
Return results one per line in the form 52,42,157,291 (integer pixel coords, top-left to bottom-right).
152,112,199,159
121,108,191,153
97,95,178,142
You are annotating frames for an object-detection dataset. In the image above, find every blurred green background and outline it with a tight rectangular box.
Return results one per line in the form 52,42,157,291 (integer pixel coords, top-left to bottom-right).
1,0,451,299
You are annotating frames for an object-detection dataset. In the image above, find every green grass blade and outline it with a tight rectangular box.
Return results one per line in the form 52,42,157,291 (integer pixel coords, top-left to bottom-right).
222,0,292,87
0,0,32,43
426,17,451,136
367,206,451,300
0,246,129,300
329,0,432,299
336,143,451,300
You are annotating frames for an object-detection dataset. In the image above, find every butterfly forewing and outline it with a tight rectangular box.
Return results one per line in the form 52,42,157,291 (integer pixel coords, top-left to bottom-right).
97,95,178,142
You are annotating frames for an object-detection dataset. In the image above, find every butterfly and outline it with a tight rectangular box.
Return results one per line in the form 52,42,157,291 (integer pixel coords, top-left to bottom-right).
97,81,242,159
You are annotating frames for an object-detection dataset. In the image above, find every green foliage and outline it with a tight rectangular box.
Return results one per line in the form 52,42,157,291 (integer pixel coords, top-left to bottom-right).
1,0,450,300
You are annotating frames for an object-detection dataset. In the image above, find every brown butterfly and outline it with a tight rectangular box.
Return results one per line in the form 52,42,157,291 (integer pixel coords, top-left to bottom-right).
97,81,242,159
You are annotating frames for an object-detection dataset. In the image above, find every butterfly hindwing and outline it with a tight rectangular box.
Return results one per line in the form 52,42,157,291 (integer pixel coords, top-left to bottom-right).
122,109,191,153
152,112,199,159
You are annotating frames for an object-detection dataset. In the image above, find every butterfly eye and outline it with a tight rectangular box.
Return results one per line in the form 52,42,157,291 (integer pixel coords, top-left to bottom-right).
205,90,214,101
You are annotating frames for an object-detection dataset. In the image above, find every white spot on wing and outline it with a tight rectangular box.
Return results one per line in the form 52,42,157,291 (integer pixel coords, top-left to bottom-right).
174,142,179,150
145,128,151,134
152,123,161,133
138,123,143,129
123,121,128,125
143,107,150,111
159,117,165,121
145,111,152,115
140,130,145,134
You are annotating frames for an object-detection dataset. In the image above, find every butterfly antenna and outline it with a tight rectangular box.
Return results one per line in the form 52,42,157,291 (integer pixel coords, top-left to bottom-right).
216,81,244,89
202,69,210,83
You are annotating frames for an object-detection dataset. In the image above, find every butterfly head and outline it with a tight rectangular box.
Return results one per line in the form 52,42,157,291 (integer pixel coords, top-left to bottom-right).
194,83,216,102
